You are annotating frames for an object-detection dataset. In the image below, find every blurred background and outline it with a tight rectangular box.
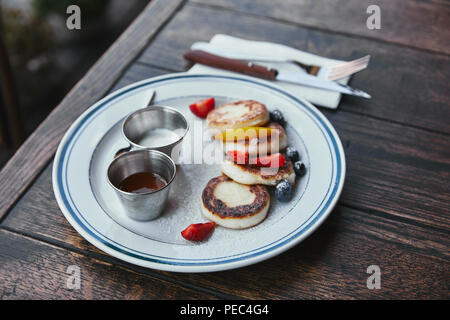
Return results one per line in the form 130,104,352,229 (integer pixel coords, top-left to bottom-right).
0,0,149,169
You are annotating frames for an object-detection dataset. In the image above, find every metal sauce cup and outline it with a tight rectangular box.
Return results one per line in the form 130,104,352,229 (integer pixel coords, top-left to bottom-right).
120,105,188,159
107,149,176,221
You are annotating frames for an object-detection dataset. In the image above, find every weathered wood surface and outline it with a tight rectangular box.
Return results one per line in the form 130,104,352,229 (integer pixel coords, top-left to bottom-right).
3,163,449,299
4,72,449,297
0,0,185,221
191,0,450,55
0,0,449,299
0,229,217,300
139,3,450,134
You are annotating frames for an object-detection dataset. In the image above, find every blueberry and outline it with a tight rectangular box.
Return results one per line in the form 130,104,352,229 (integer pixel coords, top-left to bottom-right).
286,146,300,162
275,179,292,202
269,109,285,126
294,161,306,176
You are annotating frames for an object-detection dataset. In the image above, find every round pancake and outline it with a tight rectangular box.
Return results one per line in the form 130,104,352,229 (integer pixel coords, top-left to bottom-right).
221,157,296,186
223,122,288,156
201,176,270,229
207,100,269,130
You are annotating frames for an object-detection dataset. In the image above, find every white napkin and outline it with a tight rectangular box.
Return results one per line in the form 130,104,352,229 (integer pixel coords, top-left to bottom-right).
188,34,351,109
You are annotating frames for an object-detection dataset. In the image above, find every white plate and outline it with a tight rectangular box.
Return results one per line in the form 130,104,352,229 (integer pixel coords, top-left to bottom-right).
52,73,346,273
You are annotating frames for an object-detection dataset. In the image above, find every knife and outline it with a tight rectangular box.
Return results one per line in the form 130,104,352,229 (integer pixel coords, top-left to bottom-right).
184,50,371,99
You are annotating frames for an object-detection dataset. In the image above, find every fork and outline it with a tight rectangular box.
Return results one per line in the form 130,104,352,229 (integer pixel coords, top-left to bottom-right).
191,42,370,81
293,55,371,80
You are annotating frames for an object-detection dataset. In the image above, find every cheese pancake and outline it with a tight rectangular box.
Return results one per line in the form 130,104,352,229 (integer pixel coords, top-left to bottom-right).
223,122,288,156
221,158,295,186
201,176,270,229
206,100,269,130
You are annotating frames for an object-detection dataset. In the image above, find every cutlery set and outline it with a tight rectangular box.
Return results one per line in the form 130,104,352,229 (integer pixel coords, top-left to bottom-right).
185,42,371,99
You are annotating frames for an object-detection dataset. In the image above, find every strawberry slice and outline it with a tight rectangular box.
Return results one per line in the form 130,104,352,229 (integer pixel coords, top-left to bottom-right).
256,153,285,168
227,151,285,168
227,150,249,164
181,222,215,242
189,97,215,118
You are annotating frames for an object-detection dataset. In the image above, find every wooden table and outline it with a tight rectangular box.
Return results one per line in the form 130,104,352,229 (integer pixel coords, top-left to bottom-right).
0,0,448,299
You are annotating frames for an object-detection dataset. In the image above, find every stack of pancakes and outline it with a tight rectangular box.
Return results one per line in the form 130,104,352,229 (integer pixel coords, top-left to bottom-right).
201,100,294,229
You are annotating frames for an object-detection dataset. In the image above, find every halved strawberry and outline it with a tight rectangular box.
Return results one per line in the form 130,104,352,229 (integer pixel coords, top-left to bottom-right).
227,150,249,164
256,153,285,168
227,151,285,168
189,97,215,118
181,222,215,242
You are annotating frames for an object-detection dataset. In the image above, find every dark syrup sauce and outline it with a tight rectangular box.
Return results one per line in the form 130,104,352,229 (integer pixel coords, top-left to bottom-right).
118,172,167,194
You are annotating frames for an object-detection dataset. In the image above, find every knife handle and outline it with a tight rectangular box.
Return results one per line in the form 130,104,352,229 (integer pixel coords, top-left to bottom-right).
184,50,278,80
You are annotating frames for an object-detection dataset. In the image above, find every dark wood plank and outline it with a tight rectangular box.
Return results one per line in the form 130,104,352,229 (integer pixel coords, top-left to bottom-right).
326,110,450,231
0,229,216,299
0,0,185,221
2,165,448,298
110,63,170,93
138,3,450,134
191,0,450,55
